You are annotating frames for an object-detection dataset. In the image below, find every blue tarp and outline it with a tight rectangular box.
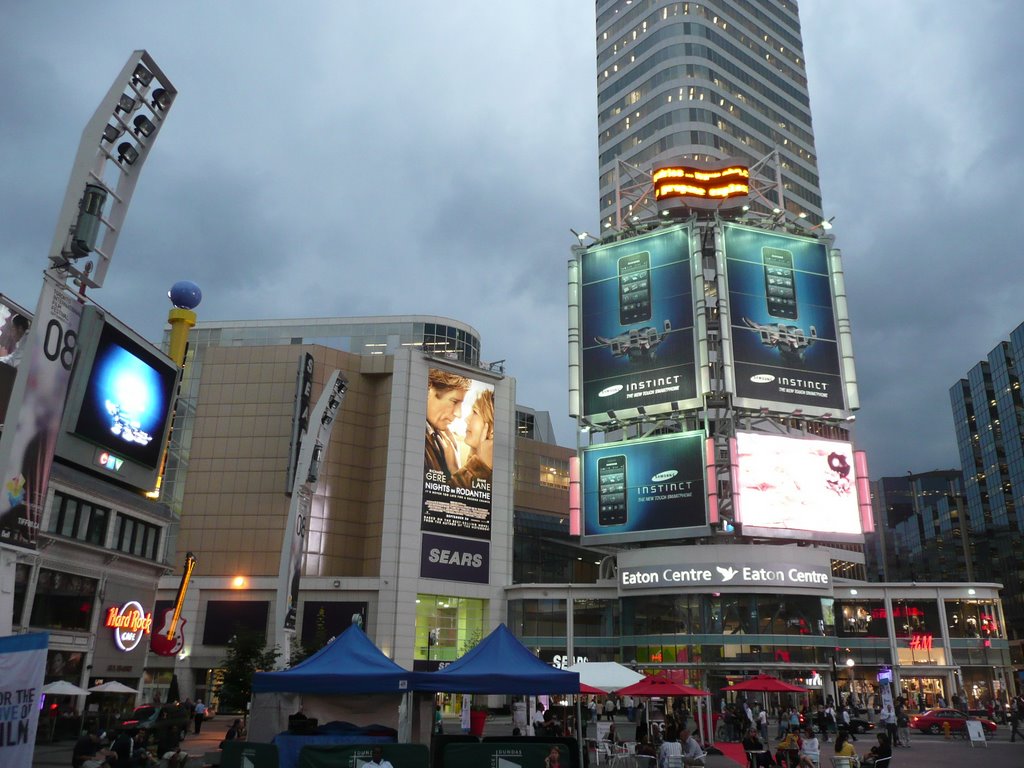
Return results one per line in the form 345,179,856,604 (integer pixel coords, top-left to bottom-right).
252,625,413,694
416,623,580,694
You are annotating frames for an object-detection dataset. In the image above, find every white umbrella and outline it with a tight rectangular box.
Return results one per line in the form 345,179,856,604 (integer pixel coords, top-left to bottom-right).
41,680,90,696
88,681,138,694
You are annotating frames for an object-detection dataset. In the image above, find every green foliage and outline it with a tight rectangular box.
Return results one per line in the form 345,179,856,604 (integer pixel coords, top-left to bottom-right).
290,608,331,665
217,630,280,712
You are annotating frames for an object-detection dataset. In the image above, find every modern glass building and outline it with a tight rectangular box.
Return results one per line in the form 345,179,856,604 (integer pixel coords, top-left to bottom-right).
596,0,823,228
951,324,1024,658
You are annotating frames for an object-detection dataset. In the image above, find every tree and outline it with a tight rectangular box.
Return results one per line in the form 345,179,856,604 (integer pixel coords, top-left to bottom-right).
217,630,280,712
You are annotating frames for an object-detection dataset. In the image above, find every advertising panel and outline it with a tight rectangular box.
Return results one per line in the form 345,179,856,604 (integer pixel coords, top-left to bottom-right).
421,368,495,540
0,632,47,767
419,532,489,584
0,275,83,548
579,225,699,423
581,431,707,545
723,224,845,411
734,431,863,538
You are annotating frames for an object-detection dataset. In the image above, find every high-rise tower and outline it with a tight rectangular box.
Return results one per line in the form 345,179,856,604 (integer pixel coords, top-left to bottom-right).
596,0,823,228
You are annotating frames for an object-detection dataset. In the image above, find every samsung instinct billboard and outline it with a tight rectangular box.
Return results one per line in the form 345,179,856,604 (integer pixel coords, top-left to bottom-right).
579,225,699,423
581,431,707,545
735,431,863,539
723,224,845,412
421,368,495,541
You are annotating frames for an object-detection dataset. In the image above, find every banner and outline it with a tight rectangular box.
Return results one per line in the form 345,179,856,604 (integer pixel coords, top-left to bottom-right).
0,274,83,548
421,369,494,540
419,532,489,584
0,632,47,767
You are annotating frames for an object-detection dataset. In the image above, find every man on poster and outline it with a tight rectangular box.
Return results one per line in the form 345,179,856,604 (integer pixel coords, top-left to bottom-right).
425,369,469,479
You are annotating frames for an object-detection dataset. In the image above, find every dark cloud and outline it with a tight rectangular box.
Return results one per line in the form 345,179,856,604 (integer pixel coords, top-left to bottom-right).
4,2,1021,476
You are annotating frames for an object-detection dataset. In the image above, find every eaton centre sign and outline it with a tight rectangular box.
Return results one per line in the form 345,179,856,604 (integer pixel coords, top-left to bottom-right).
619,561,831,590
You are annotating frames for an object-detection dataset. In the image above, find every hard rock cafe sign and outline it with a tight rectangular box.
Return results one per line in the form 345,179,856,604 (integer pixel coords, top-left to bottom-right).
105,601,153,652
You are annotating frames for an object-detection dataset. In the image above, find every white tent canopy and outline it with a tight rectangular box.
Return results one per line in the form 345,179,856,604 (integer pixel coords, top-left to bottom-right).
565,662,644,692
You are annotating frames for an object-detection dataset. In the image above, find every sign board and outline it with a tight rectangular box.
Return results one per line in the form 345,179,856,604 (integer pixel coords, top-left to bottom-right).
965,719,987,747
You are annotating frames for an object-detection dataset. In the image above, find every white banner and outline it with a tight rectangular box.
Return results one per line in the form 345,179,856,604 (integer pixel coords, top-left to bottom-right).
0,632,48,766
0,274,83,548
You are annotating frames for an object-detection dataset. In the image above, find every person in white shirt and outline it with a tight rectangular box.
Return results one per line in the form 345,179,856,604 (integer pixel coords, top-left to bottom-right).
681,729,705,766
658,728,683,768
366,746,394,768
797,727,820,768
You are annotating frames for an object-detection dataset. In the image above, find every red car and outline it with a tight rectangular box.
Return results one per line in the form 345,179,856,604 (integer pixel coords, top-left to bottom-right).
909,708,997,735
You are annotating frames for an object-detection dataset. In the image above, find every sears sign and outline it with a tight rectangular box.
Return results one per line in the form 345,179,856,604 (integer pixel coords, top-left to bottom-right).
420,532,489,584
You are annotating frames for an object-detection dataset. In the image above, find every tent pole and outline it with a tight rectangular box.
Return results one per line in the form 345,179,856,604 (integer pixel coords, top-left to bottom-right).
576,695,584,768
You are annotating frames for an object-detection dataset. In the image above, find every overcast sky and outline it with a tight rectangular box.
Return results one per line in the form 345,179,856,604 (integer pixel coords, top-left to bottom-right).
2,2,1022,480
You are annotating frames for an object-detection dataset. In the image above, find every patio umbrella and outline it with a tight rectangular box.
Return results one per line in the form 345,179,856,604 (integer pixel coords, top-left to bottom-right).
88,681,138,694
616,675,710,698
40,680,90,696
722,674,806,693
581,682,608,695
565,661,645,692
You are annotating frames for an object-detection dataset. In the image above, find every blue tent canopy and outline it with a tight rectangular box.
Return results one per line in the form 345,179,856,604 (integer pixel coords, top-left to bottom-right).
416,623,580,694
252,624,413,694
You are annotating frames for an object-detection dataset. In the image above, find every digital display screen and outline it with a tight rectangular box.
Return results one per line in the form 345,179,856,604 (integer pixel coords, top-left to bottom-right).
579,225,699,422
581,431,707,544
723,224,846,411
72,322,177,469
735,432,862,536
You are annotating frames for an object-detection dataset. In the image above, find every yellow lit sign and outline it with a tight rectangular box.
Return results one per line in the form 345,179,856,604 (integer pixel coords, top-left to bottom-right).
653,164,750,202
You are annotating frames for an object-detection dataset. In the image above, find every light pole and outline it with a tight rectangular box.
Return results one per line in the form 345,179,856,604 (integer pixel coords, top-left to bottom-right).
0,51,176,633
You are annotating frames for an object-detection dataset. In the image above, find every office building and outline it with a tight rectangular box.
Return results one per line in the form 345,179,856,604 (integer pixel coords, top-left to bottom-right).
596,0,824,228
951,325,1024,658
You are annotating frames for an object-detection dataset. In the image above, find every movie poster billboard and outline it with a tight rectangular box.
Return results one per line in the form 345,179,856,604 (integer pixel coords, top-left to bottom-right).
722,224,846,412
734,431,863,539
581,431,707,545
579,225,699,423
421,368,495,541
0,632,47,767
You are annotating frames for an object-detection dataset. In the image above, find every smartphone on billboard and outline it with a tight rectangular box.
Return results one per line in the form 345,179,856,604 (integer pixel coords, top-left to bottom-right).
762,247,798,319
618,251,652,325
597,454,628,526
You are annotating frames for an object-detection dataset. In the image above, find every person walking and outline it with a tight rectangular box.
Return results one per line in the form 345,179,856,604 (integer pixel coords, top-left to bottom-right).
1010,696,1024,742
193,699,208,734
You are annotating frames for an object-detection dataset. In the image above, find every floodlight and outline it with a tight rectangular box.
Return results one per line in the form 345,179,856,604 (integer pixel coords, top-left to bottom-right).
133,115,155,137
116,94,137,113
117,142,139,165
151,88,172,111
101,124,124,143
132,64,153,87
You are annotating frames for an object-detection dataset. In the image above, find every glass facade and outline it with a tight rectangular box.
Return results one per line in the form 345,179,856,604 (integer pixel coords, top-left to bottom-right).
413,594,488,664
29,568,98,632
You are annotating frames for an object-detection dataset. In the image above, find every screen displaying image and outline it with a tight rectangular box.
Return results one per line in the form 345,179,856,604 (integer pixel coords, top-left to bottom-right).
579,225,699,422
723,224,846,411
735,432,862,536
582,431,706,544
72,323,178,469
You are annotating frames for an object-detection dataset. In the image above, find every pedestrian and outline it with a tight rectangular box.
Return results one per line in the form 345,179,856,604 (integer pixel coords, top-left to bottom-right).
604,696,616,722
193,699,207,734
880,702,897,748
1009,696,1024,742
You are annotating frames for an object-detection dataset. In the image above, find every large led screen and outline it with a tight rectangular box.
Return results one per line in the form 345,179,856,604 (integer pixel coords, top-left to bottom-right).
579,225,699,423
735,431,863,537
72,321,178,469
581,431,707,545
421,368,495,541
723,224,845,411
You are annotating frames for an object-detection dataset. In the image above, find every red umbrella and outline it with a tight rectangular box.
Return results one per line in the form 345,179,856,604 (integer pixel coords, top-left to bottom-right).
616,674,710,697
722,674,806,693
581,682,607,695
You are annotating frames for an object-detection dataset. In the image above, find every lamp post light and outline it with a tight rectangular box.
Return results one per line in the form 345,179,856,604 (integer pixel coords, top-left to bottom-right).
0,51,176,632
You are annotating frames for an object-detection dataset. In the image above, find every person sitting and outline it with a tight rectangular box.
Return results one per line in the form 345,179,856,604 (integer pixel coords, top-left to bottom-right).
637,733,659,758
861,733,891,767
797,727,820,768
71,730,116,768
775,728,801,768
658,727,683,768
742,727,774,768
681,728,706,766
833,732,860,768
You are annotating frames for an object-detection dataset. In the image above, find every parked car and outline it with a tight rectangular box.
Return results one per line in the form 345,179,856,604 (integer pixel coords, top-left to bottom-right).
797,712,875,734
909,708,997,735
117,702,190,744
